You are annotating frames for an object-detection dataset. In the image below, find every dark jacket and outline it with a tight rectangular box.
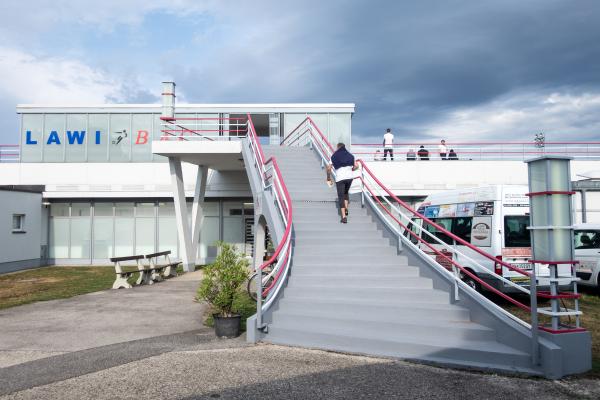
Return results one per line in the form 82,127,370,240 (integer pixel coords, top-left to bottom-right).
417,148,429,160
331,146,355,169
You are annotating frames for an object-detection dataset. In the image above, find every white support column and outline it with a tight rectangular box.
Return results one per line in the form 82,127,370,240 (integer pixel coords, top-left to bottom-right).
191,166,208,264
169,156,195,272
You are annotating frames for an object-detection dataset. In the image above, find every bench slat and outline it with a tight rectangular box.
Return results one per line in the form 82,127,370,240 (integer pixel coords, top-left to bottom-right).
145,250,171,258
110,255,145,262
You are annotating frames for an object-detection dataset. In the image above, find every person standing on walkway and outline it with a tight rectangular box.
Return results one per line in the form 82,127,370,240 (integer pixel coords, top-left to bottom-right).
326,143,358,224
383,128,394,161
438,139,448,160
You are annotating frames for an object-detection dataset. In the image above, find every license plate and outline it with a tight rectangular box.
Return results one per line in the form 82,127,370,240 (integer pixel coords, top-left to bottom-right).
510,276,530,283
511,263,532,270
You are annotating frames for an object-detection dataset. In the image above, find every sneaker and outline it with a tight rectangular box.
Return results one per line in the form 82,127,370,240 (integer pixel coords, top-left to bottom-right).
341,217,348,224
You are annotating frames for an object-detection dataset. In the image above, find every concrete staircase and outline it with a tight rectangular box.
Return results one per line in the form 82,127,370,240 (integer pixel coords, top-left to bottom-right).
260,145,536,374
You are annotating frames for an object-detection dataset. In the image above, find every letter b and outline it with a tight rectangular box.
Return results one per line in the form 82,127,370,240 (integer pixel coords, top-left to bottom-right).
135,130,148,145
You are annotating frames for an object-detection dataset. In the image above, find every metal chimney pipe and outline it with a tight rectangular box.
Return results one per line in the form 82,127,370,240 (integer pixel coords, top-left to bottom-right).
161,81,176,121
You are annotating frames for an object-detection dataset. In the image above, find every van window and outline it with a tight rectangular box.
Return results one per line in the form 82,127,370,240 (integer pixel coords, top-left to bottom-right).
406,218,421,244
452,217,472,243
504,216,531,247
423,218,453,245
574,230,600,249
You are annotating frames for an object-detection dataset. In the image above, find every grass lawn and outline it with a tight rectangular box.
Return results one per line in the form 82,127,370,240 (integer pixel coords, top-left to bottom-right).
0,264,193,310
500,288,600,378
0,266,117,310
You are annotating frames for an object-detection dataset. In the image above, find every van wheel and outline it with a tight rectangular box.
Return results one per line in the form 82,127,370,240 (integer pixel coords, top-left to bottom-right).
461,273,481,292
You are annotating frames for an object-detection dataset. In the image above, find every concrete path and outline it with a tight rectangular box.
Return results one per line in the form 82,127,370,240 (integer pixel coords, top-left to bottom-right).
0,271,206,366
0,270,598,399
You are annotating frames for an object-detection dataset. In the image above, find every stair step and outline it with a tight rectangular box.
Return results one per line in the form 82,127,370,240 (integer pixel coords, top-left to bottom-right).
292,254,406,265
292,245,398,256
287,276,432,289
265,327,535,375
283,286,449,302
291,265,414,275
291,268,419,278
294,236,387,247
270,314,494,341
276,298,471,320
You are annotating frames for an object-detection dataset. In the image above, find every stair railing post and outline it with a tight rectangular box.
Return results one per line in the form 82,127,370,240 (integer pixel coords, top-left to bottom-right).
256,259,263,330
530,263,539,366
360,169,365,208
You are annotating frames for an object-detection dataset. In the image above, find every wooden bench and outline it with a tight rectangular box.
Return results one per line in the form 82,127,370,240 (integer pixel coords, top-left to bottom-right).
110,255,148,289
145,250,180,280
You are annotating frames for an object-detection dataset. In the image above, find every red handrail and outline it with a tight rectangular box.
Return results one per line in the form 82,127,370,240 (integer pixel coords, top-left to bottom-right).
246,114,293,297
358,160,530,277
360,177,531,311
284,117,530,278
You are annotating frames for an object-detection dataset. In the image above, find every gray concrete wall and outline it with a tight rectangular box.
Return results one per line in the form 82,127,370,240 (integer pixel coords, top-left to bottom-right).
0,190,43,273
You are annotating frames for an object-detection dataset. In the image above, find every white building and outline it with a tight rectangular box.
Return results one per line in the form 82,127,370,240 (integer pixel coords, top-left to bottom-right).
0,101,598,272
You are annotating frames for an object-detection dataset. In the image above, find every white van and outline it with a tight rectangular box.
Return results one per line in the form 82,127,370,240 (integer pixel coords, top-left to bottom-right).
574,224,600,292
407,185,547,293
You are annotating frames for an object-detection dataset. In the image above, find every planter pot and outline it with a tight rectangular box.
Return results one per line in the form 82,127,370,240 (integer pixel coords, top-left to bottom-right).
213,313,241,338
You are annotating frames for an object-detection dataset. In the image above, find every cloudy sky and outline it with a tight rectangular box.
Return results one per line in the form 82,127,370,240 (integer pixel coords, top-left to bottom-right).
1,0,599,144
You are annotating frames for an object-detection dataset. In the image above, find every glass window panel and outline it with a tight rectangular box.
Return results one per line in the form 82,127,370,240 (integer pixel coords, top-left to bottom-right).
283,113,306,138
136,202,155,217
159,216,178,257
158,202,175,217
65,114,87,162
574,230,600,249
50,203,70,217
94,202,113,217
71,202,90,217
223,216,244,253
115,202,134,217
223,201,242,216
109,114,131,162
202,202,220,217
152,113,167,162
70,218,91,258
131,114,153,162
93,218,114,259
199,216,220,260
49,218,69,258
88,114,108,162
20,114,43,162
452,217,472,243
328,113,351,148
135,218,155,254
43,114,65,162
114,217,134,256
307,113,329,139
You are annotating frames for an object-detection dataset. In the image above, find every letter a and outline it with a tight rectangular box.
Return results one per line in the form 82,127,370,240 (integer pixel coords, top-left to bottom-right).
135,130,148,145
47,131,61,145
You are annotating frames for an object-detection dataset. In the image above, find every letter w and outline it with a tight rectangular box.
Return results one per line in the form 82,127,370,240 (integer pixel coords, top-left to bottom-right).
67,130,86,145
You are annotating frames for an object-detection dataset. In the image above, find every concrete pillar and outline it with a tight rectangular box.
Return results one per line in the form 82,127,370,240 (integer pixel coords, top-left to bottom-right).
254,217,266,270
191,166,208,263
168,156,195,272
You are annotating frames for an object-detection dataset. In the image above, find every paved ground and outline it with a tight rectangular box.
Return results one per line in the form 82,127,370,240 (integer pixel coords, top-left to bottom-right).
1,270,599,399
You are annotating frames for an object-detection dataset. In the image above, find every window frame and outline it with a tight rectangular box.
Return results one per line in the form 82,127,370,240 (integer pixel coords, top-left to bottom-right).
12,214,26,233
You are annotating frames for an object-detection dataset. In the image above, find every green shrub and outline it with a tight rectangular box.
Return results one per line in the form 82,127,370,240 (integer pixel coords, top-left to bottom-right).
197,242,250,317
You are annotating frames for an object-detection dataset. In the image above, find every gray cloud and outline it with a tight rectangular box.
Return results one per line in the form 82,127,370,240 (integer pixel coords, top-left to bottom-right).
1,0,600,145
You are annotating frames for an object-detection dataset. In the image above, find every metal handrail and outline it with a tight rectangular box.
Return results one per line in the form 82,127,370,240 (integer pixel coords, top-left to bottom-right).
282,117,549,332
0,144,20,162
245,114,294,320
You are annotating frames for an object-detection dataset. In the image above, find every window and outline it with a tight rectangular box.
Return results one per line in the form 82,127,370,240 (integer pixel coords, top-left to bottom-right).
423,218,453,245
452,217,472,243
12,214,25,232
574,230,600,249
504,216,531,248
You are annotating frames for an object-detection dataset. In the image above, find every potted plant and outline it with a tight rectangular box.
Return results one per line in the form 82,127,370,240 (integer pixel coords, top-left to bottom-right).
197,241,250,338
